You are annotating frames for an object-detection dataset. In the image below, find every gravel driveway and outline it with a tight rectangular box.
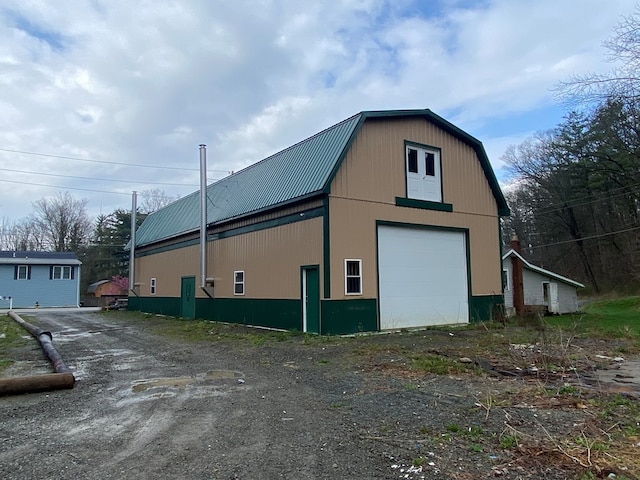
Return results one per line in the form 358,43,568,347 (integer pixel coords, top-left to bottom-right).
1,310,637,479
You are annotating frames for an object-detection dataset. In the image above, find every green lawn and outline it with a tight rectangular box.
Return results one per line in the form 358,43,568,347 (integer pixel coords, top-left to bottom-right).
0,315,32,373
546,296,640,338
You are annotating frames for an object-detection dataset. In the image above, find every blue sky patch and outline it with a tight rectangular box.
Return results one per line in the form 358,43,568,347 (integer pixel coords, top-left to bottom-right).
6,9,67,52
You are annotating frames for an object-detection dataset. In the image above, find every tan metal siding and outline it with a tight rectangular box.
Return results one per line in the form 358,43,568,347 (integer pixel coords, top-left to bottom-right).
331,118,497,216
328,196,502,300
210,217,323,298
135,244,199,297
135,217,323,299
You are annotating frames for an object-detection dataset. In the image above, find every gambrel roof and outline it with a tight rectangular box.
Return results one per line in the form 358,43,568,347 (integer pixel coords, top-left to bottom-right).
502,249,585,288
134,109,509,247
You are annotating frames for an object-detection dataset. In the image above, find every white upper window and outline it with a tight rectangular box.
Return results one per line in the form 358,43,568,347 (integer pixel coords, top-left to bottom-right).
406,144,442,202
150,277,157,295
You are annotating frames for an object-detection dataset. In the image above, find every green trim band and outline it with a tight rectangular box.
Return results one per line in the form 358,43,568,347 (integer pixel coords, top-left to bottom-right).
323,196,331,298
136,206,324,258
470,295,505,322
395,197,453,212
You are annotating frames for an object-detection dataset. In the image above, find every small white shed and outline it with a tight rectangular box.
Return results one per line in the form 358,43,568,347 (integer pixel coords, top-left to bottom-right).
502,248,584,316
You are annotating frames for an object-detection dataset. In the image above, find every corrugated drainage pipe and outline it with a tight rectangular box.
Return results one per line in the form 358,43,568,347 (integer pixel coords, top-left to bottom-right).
0,311,75,395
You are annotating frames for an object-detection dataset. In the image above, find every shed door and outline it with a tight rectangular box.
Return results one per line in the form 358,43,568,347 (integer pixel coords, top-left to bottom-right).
377,225,469,329
549,282,559,314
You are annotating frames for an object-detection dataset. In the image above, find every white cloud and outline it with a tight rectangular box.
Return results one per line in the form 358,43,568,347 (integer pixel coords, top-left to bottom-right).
0,0,634,223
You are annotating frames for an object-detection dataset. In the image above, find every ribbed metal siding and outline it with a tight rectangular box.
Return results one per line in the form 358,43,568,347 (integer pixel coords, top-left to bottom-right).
135,114,361,247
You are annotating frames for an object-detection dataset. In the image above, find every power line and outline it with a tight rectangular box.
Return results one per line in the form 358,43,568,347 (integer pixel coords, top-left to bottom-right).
528,225,640,249
0,167,203,187
523,183,640,215
0,176,220,196
0,178,131,196
0,147,231,174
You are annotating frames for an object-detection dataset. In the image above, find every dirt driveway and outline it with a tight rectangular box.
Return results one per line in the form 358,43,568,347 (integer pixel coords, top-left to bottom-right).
1,311,638,479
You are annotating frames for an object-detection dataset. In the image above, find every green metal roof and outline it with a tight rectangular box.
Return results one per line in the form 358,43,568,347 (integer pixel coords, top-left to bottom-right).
134,109,509,247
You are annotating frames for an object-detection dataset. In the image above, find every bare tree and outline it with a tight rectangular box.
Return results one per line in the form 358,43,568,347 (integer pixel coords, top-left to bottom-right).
32,192,92,252
556,6,640,105
0,217,46,251
138,188,179,214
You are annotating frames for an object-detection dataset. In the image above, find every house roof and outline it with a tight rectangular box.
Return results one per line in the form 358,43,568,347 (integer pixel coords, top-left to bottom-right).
502,249,585,288
0,251,81,266
134,109,510,248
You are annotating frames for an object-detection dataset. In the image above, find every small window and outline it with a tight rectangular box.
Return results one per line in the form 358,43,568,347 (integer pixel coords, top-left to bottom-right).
234,271,245,295
425,152,435,176
407,148,418,173
150,277,157,295
502,269,509,291
16,265,29,280
52,266,71,280
345,259,362,295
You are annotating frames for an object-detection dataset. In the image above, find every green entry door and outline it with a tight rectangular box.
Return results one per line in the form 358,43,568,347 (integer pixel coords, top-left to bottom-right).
302,267,320,334
181,276,196,319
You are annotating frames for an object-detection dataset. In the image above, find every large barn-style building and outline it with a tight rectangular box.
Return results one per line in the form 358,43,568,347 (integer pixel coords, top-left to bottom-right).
129,109,509,334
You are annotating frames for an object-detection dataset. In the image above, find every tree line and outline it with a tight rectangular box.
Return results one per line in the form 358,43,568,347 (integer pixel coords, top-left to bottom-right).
502,8,640,294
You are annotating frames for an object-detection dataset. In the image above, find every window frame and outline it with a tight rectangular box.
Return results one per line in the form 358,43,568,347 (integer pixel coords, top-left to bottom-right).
16,265,29,280
150,277,157,295
234,270,245,296
52,265,72,280
344,259,362,295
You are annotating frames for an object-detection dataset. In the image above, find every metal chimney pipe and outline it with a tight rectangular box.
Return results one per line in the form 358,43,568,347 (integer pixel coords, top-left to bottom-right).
129,191,137,294
199,145,209,292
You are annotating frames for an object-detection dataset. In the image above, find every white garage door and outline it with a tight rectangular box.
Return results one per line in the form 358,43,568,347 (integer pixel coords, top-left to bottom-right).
377,225,469,329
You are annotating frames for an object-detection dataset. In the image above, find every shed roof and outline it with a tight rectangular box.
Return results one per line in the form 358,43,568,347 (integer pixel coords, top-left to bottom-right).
502,249,585,288
134,109,509,247
0,251,81,265
87,280,110,294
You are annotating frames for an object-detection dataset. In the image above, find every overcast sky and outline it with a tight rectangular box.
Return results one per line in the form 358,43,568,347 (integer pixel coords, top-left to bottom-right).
0,0,635,223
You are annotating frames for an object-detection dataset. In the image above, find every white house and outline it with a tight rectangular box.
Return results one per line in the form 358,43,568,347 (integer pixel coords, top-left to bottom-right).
502,241,584,316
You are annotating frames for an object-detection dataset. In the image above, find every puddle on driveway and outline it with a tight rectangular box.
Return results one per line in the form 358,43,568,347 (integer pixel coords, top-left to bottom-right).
205,369,243,380
129,370,245,398
132,377,193,393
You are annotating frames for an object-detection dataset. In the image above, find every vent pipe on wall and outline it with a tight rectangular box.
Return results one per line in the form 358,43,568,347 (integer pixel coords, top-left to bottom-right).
200,145,213,298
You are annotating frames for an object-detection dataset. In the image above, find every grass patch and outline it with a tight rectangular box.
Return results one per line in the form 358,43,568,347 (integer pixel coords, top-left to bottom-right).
411,353,470,375
0,315,33,374
547,297,640,338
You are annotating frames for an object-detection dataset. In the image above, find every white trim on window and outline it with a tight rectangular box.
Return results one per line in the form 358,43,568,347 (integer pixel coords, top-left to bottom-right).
405,144,442,202
344,259,362,295
17,265,28,280
150,277,157,295
234,270,245,295
52,265,71,280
